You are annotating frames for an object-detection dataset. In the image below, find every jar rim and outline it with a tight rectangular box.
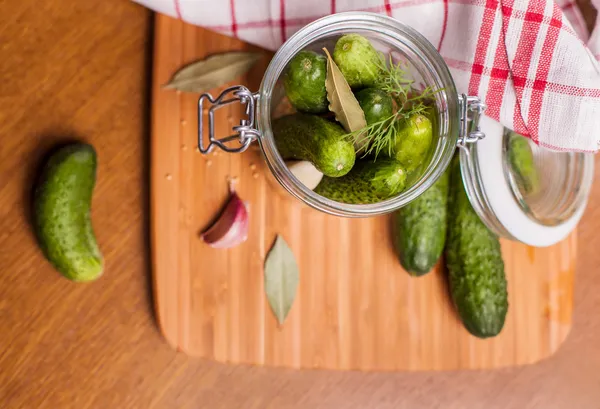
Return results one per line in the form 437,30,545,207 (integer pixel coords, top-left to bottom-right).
258,12,459,217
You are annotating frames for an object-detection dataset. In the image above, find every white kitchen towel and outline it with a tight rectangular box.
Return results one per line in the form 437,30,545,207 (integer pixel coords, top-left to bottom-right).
134,0,600,152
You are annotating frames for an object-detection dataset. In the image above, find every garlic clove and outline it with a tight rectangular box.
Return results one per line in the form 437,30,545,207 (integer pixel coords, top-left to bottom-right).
201,191,249,248
285,160,324,191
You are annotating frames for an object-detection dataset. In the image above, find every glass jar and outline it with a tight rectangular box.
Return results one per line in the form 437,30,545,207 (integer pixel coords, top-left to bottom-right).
197,11,593,246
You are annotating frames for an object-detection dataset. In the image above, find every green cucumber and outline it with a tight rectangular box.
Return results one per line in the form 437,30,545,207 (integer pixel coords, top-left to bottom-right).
314,158,407,204
391,113,433,171
273,113,355,177
355,88,393,125
445,155,508,338
333,34,381,88
34,143,103,282
393,168,449,276
283,51,328,113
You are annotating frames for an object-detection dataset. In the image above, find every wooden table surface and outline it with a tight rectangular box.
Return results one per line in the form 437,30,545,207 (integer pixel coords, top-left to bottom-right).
0,1,598,408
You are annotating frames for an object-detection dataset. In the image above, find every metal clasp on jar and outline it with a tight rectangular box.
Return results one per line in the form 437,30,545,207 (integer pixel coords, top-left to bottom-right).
197,88,487,153
457,94,486,148
197,85,260,154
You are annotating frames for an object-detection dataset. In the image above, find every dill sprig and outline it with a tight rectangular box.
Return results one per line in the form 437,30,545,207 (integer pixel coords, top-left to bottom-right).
345,53,440,158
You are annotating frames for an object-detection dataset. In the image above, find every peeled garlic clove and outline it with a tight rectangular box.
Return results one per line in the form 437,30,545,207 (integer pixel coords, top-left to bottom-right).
201,191,249,248
286,160,323,190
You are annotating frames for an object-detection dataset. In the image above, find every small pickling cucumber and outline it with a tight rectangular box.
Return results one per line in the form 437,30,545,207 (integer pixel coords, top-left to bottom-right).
445,155,508,338
283,51,328,113
355,88,393,125
333,34,381,88
393,168,449,276
507,131,540,195
34,143,103,282
390,113,433,171
273,113,355,177
314,158,407,204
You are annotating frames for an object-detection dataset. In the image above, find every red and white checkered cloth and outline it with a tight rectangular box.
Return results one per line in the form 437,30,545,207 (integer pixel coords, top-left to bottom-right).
135,0,600,152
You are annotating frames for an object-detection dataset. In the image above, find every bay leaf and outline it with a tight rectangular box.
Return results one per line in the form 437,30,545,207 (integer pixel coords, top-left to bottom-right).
322,48,367,149
264,235,299,326
163,51,261,93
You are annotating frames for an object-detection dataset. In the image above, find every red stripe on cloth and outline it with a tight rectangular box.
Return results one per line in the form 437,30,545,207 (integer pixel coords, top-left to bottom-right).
204,0,439,32
207,19,278,31
511,9,578,38
537,139,597,153
449,0,489,5
484,0,514,120
331,0,336,13
437,0,449,51
468,0,499,96
385,0,439,9
280,0,287,43
384,0,393,16
443,57,600,97
448,0,581,41
511,0,546,138
512,121,530,136
518,79,600,97
173,0,182,19
527,3,562,142
229,0,238,37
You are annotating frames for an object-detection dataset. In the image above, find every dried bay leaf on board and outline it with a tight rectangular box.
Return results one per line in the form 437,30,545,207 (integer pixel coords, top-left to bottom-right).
163,51,261,93
264,235,299,325
322,48,367,150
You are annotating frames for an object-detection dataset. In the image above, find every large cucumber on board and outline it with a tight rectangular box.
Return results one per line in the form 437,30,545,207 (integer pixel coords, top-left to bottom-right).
393,168,449,276
445,155,508,338
34,143,103,282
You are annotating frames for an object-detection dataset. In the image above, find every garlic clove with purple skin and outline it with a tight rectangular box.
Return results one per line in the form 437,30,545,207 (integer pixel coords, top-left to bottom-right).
285,160,323,191
201,187,249,249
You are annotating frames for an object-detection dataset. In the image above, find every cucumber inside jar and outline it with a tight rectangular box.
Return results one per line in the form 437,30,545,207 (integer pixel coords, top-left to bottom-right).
271,33,438,205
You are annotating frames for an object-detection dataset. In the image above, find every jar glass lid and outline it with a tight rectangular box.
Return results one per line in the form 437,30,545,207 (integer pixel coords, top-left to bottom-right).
462,115,594,247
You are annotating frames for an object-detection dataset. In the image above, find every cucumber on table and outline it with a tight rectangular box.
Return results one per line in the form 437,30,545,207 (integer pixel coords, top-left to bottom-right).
314,158,407,204
445,155,508,338
393,168,449,276
34,143,103,282
273,113,355,177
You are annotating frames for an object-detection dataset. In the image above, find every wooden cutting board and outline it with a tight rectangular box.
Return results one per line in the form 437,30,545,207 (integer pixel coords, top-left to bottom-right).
151,14,575,371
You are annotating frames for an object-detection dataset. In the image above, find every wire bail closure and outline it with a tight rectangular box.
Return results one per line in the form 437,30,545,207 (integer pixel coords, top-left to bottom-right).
457,94,486,149
197,89,485,153
197,86,260,154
